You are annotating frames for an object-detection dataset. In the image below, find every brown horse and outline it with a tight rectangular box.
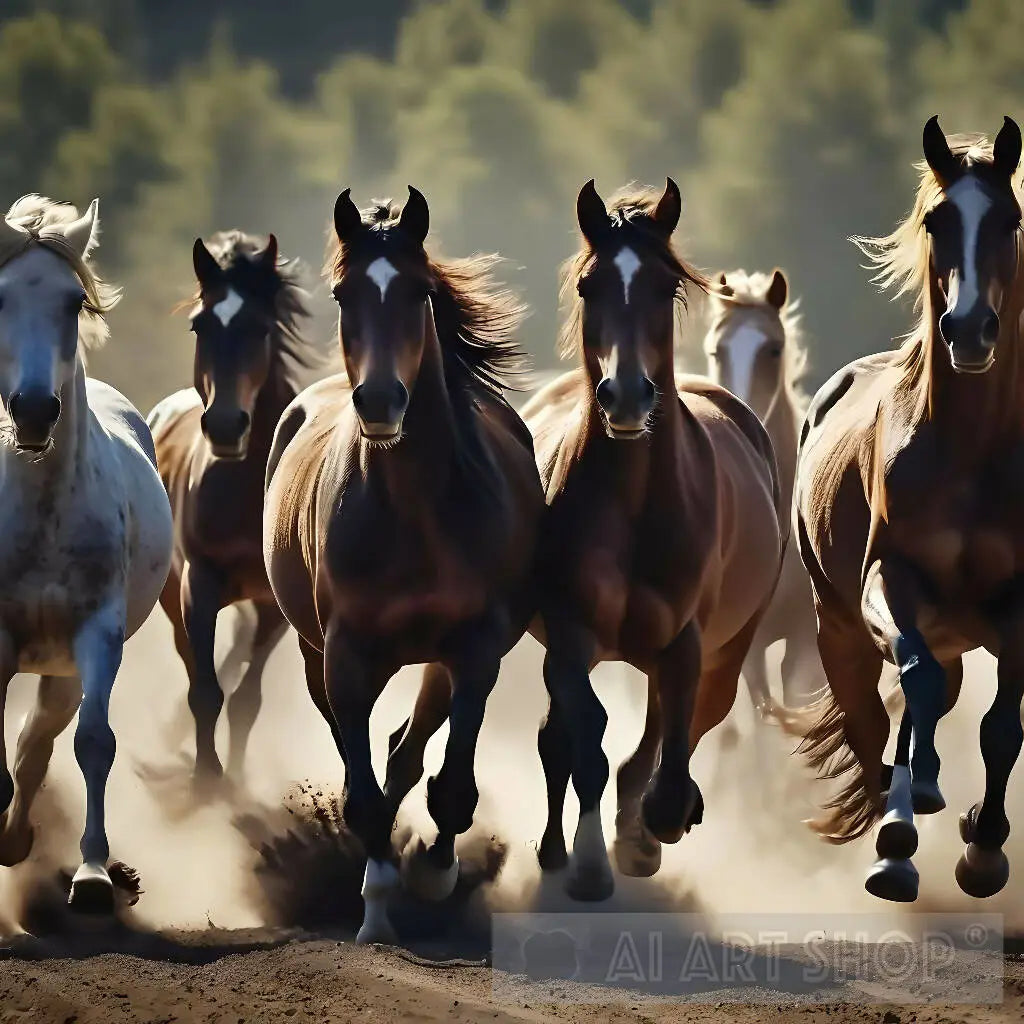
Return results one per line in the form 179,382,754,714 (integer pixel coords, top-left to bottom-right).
263,188,543,943
796,116,1024,902
148,231,323,786
520,181,785,898
703,269,821,717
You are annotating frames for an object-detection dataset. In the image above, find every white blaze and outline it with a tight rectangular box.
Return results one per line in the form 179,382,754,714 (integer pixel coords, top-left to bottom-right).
366,257,399,301
213,288,244,327
946,176,993,312
614,247,642,305
721,323,766,404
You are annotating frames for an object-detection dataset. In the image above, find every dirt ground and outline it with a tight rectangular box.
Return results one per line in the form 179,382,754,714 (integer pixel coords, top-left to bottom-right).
1,931,1022,1024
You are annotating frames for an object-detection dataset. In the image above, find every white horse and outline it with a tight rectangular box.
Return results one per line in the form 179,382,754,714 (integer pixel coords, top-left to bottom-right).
0,196,172,913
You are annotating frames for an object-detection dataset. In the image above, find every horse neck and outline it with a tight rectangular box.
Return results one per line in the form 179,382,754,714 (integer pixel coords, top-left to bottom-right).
360,316,458,499
762,386,799,507
248,340,300,467
925,277,1024,450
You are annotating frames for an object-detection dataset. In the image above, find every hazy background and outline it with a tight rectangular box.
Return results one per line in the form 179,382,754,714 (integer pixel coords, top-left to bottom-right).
2,0,1019,410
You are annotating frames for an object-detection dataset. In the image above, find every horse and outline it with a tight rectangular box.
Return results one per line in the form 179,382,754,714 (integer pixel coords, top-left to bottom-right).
520,180,785,897
148,231,324,788
263,187,544,943
795,116,1024,902
703,269,820,718
0,195,173,912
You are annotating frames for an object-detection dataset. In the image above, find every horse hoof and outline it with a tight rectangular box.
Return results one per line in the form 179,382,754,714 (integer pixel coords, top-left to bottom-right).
865,857,919,903
68,863,114,915
876,811,918,860
0,823,34,868
641,778,702,845
956,843,1009,899
537,834,568,873
911,780,945,815
401,837,459,902
613,813,662,877
356,918,398,945
565,859,614,902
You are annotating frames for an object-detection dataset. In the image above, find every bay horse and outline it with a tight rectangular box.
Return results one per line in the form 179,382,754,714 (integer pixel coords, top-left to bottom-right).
263,187,543,943
703,269,820,718
796,116,1024,902
0,195,172,912
148,231,322,787
522,181,785,897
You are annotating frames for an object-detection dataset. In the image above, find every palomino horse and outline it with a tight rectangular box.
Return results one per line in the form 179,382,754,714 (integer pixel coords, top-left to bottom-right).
264,188,543,942
0,196,172,911
523,181,784,897
704,269,820,716
797,117,1024,901
149,232,323,786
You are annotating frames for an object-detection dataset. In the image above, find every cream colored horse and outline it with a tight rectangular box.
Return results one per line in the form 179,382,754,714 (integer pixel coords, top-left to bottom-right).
0,196,172,914
703,269,820,718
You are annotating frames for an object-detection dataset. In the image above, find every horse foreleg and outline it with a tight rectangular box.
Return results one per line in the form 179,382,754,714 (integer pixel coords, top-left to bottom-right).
536,693,571,871
642,621,702,845
0,633,19,825
181,560,226,785
384,661,451,812
613,676,662,877
542,624,611,902
0,675,81,867
68,602,125,914
402,629,500,903
956,629,1024,899
324,624,396,944
225,602,288,780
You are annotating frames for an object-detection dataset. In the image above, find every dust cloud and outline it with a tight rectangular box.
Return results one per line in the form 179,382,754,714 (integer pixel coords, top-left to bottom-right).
3,605,1023,941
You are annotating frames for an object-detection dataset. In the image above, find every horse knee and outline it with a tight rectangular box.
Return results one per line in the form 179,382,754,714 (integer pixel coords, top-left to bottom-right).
74,701,115,774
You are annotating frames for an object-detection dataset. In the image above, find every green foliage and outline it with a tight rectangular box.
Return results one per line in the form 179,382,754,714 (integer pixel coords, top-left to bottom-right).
0,0,1019,407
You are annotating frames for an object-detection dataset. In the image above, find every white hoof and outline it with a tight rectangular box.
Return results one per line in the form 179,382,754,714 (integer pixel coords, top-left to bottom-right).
567,810,614,902
357,859,398,945
401,836,460,902
68,862,114,915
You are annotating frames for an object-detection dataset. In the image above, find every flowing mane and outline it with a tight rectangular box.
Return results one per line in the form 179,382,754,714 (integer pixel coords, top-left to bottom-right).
708,269,809,409
559,184,708,359
188,230,333,392
325,200,527,396
2,194,120,351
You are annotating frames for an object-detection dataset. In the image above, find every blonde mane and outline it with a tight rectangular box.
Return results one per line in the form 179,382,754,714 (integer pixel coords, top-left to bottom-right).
707,269,809,409
1,194,121,351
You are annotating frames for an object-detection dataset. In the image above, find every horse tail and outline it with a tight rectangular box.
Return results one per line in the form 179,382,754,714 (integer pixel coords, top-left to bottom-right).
796,687,881,843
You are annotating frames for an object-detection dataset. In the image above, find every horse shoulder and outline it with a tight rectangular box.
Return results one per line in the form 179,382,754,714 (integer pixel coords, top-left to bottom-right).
521,369,587,493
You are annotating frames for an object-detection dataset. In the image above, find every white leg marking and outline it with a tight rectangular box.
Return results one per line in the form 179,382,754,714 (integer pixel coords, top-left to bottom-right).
614,247,642,305
358,858,399,944
366,257,399,301
213,288,244,327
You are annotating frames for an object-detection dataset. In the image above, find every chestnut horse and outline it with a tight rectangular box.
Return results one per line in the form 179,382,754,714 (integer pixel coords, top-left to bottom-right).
796,117,1024,902
524,181,785,898
148,232,323,786
263,188,543,942
703,269,820,718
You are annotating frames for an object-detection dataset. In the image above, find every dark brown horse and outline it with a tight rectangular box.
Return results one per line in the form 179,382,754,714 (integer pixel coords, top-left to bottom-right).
148,231,323,786
796,117,1024,902
263,188,543,943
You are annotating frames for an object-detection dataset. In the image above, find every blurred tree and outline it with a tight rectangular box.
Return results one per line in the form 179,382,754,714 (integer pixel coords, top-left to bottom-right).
693,0,909,384
0,14,119,200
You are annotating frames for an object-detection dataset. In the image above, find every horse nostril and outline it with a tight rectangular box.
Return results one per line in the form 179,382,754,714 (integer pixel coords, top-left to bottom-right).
596,377,617,412
640,376,656,406
982,313,1000,344
392,380,409,414
351,384,367,416
237,410,251,434
10,391,61,426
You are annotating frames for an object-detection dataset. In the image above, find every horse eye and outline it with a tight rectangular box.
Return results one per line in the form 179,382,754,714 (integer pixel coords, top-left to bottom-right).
69,293,85,313
769,347,783,359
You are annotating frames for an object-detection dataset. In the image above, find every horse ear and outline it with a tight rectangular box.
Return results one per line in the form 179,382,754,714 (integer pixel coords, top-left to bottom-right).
398,186,430,245
923,115,960,187
193,237,221,287
766,268,788,309
715,272,733,297
63,198,99,260
993,115,1022,180
334,189,362,243
652,177,681,236
577,179,609,245
259,232,279,269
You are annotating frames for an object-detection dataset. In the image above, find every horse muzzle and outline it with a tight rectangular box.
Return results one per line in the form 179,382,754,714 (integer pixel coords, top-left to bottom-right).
8,390,61,452
596,375,655,439
200,408,251,460
941,309,998,374
352,380,409,443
